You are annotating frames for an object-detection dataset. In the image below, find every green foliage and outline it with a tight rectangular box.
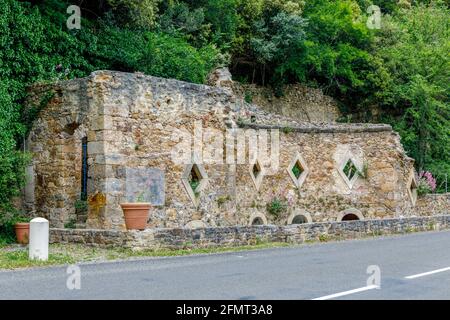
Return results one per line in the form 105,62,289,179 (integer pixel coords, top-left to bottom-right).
142,33,219,83
374,3,449,179
291,161,303,178
250,11,308,85
107,0,161,29
282,126,294,135
0,205,29,245
189,180,200,193
0,0,92,235
74,200,88,212
266,197,288,218
343,160,358,180
64,219,77,229
22,90,56,135
159,1,208,46
203,0,240,48
217,195,231,207
0,0,221,239
93,26,219,83
159,0,240,50
296,0,376,105
0,80,31,232
136,192,146,203
417,179,432,196
244,91,253,103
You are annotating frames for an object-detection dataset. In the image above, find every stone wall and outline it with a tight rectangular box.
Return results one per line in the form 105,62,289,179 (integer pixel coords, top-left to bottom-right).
24,78,93,227
415,193,450,216
231,83,341,123
49,215,450,249
25,71,428,230
206,68,341,123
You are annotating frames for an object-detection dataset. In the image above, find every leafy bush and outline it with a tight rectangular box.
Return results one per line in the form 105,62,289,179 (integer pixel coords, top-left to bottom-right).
64,219,77,229
140,33,220,83
74,200,88,212
250,11,308,86
107,0,161,29
266,197,288,218
91,24,220,84
244,91,253,103
374,3,449,181
0,80,31,240
417,171,437,196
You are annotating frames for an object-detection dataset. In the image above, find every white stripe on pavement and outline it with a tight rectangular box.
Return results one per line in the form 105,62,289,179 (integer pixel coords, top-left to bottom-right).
312,285,379,300
405,267,450,279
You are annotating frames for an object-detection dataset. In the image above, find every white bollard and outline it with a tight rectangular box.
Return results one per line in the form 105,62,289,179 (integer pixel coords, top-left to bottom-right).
29,217,49,261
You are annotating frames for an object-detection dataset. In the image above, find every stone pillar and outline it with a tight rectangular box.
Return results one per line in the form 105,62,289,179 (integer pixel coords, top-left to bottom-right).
29,217,49,261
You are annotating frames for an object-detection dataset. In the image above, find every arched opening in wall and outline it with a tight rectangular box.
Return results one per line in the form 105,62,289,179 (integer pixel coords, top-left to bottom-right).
341,214,359,221
287,210,312,225
291,215,308,224
337,208,364,222
251,217,264,225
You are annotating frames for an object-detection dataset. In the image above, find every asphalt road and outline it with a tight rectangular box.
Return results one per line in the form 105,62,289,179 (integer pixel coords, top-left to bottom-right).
1,230,450,300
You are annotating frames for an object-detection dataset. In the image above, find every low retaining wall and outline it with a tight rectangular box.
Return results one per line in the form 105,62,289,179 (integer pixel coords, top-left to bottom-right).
50,215,450,250
415,193,450,216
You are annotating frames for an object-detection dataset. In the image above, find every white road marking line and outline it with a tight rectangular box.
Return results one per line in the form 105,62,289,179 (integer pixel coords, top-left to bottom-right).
312,285,379,300
405,267,450,279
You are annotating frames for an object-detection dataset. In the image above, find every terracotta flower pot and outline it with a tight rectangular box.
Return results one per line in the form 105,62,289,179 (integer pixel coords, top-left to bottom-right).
15,223,30,245
120,203,151,230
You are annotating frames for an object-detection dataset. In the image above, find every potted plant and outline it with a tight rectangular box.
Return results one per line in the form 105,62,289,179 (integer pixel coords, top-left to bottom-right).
120,192,151,230
14,215,30,245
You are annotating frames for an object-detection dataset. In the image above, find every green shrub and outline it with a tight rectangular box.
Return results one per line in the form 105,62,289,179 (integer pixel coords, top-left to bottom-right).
217,195,231,207
92,26,220,84
0,80,31,240
140,33,220,84
244,91,253,103
74,200,88,212
282,126,294,134
64,219,77,229
266,197,288,218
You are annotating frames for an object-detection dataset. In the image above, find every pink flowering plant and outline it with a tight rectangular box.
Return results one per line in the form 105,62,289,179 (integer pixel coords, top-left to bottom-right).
417,171,437,196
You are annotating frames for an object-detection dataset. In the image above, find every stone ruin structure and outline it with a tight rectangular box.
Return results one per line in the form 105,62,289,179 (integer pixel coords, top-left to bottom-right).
22,70,444,231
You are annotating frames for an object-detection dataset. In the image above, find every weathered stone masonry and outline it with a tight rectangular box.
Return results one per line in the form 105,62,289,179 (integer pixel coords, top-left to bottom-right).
24,71,448,230
49,215,450,249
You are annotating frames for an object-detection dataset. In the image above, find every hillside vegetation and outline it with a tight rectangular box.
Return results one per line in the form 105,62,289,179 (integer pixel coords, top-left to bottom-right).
0,0,448,239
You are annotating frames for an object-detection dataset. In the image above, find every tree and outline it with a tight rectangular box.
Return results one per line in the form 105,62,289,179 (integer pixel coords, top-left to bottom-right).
250,12,308,85
374,3,449,179
278,0,378,106
107,0,161,29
